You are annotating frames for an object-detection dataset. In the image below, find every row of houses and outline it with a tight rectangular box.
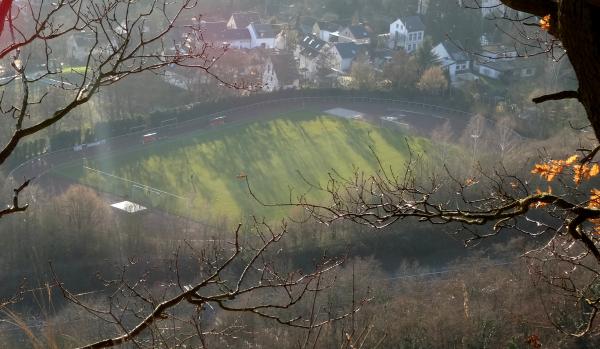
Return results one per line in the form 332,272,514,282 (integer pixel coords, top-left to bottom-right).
181,16,284,50
59,10,541,93
263,39,541,92
433,41,540,85
307,16,426,53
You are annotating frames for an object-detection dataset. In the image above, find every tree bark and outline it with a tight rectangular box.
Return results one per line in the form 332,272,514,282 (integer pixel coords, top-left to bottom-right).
558,1,600,141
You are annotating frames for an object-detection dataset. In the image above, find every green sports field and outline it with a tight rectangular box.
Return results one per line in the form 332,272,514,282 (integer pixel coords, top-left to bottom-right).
53,110,440,221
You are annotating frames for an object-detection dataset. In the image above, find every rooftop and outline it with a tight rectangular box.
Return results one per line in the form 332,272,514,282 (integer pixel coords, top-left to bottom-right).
221,28,252,41
316,21,340,32
347,24,370,39
441,40,470,62
402,16,425,32
230,11,261,28
249,23,276,38
334,42,360,59
111,201,147,214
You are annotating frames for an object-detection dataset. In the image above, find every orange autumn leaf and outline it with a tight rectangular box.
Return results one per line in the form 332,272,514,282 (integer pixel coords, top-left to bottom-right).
465,177,478,186
531,160,565,182
589,189,600,208
572,164,599,185
590,219,600,235
565,154,578,165
540,14,551,31
531,187,552,208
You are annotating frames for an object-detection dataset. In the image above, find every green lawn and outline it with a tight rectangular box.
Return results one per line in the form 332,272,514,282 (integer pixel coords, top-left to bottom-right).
53,111,438,221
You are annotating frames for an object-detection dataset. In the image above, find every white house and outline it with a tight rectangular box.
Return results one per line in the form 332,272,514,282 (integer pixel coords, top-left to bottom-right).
480,44,518,60
432,41,471,83
313,21,340,42
227,12,260,29
295,34,328,79
262,53,300,92
338,24,370,45
474,59,538,80
247,23,277,49
329,42,360,72
220,28,252,49
389,16,425,52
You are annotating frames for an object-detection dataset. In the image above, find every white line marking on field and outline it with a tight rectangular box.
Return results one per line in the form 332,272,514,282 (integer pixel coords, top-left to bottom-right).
83,166,186,200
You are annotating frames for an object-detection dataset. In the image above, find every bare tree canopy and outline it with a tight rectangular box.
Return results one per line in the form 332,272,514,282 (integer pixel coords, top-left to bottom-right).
0,0,255,218
499,0,600,140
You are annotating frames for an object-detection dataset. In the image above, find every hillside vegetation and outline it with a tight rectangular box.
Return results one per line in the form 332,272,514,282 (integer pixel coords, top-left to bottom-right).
54,111,452,221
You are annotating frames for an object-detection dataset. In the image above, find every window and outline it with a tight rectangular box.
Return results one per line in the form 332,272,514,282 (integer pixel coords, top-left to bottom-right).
396,23,399,29
417,32,422,40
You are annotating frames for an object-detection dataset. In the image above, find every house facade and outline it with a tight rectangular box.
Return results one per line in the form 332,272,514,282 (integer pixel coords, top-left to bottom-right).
329,42,360,72
262,54,300,92
248,23,277,48
389,16,425,52
295,34,328,79
432,41,471,84
474,59,538,80
339,24,370,45
221,29,252,49
313,21,340,42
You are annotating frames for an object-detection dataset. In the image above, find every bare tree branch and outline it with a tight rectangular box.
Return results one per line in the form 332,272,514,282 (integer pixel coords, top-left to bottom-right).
532,90,580,104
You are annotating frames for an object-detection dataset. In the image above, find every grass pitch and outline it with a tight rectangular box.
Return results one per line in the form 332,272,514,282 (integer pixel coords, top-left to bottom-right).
53,110,438,221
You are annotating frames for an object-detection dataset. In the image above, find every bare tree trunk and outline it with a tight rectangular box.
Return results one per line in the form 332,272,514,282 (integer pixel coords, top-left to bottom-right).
500,0,600,141
559,2,600,140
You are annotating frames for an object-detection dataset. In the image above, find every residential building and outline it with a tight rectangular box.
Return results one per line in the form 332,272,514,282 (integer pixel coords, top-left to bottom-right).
227,12,260,29
339,24,371,45
474,58,539,80
199,21,228,42
432,40,471,83
247,23,277,48
295,34,328,79
262,53,300,92
329,42,360,72
220,28,252,49
480,44,518,60
313,21,340,42
389,16,425,52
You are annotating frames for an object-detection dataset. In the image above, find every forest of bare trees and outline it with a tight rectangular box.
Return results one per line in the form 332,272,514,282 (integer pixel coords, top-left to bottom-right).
0,0,599,347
